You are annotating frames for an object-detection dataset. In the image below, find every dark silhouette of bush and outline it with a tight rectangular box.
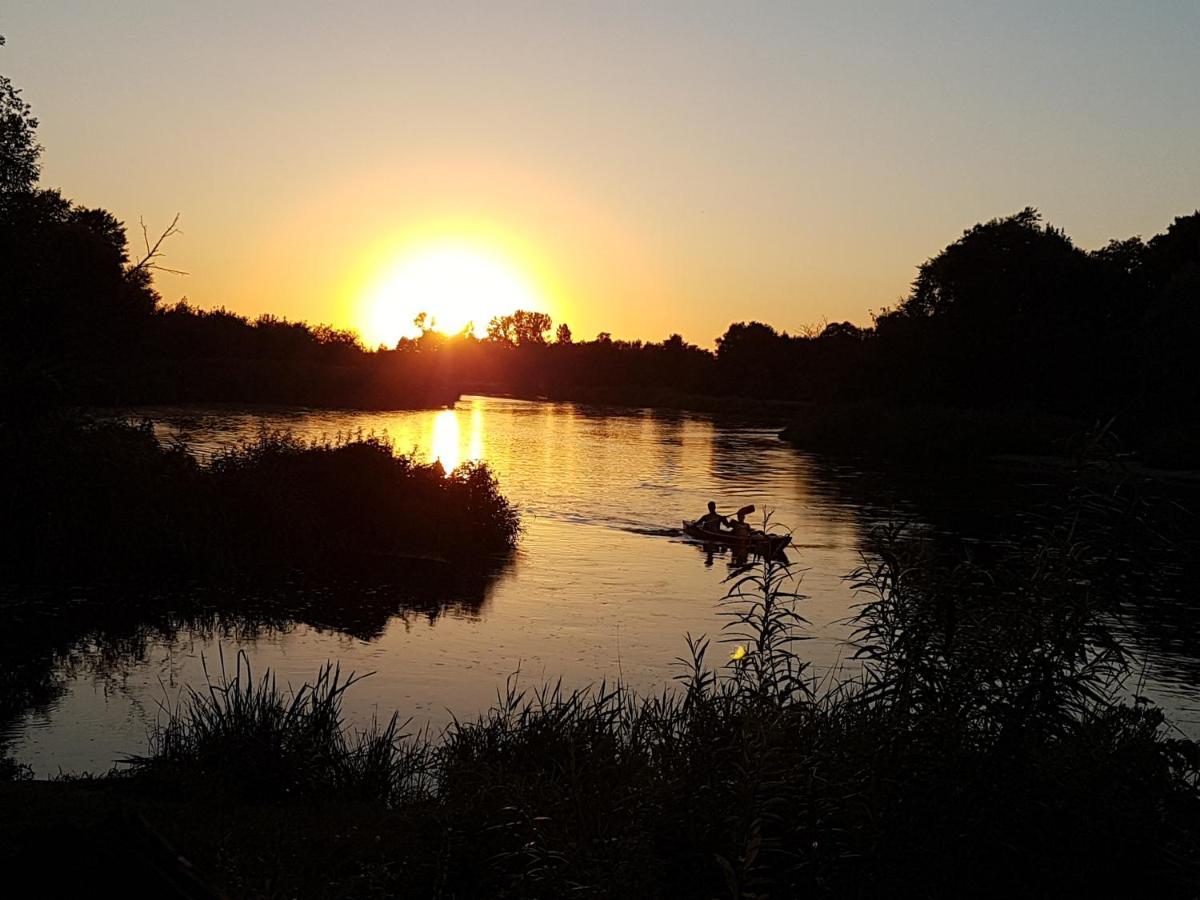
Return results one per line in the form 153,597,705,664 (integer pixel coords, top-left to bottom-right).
203,429,518,570
0,418,518,582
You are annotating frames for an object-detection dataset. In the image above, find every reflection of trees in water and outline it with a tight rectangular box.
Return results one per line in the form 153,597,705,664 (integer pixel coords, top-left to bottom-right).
270,560,512,639
0,557,513,732
1109,501,1200,692
798,452,1200,702
708,429,793,483
1119,590,1200,692
644,409,687,478
705,433,872,558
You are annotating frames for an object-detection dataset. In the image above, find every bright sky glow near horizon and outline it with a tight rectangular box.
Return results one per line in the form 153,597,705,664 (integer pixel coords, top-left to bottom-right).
3,2,1198,346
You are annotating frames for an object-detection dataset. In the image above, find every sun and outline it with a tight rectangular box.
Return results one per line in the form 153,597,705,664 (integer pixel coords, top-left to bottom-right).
361,242,544,347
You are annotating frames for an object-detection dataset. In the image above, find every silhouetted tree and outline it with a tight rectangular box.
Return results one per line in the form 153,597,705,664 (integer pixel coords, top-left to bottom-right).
872,208,1103,407
820,321,865,342
486,314,516,345
556,323,573,344
0,38,40,195
486,310,552,346
512,310,551,345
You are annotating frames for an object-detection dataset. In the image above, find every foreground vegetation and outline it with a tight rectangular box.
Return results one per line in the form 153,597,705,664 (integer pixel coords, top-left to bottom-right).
1,417,519,582
3,469,1196,898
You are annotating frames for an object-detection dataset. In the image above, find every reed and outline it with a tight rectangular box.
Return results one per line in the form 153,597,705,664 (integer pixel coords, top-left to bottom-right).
124,649,435,805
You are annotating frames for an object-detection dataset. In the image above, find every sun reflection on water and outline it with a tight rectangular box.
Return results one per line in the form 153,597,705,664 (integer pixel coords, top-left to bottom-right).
430,403,486,474
469,403,484,462
431,409,461,472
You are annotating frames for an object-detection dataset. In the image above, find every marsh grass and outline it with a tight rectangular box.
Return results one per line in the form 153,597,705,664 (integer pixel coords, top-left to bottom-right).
125,649,435,805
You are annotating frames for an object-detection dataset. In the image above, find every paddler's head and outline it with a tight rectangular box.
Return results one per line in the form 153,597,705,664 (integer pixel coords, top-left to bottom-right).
707,501,716,514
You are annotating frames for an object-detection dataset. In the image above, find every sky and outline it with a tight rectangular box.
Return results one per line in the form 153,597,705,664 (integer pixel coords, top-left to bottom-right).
3,1,1198,346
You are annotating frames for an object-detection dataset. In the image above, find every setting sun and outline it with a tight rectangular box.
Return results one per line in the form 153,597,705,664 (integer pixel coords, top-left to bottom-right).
361,243,545,347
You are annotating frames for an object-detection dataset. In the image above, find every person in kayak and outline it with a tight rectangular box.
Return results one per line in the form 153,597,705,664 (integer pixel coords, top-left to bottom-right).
697,501,728,531
728,508,753,539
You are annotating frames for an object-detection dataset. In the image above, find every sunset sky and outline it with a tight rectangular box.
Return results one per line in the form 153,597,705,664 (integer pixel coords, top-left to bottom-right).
3,2,1197,346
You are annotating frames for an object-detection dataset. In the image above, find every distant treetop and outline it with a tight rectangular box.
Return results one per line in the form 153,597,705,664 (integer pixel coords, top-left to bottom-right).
0,43,42,194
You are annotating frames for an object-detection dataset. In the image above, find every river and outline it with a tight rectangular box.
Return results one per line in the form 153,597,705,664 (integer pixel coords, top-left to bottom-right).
7,395,1197,774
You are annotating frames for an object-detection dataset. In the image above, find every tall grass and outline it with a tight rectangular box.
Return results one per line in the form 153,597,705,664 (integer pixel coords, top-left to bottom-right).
125,649,434,805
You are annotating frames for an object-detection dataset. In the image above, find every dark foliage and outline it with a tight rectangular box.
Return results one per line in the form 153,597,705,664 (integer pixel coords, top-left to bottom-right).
133,302,462,408
0,417,519,582
0,60,459,413
388,206,1200,467
0,35,39,194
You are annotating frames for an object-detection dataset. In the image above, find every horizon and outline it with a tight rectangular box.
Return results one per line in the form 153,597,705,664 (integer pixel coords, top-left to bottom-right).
3,2,1199,347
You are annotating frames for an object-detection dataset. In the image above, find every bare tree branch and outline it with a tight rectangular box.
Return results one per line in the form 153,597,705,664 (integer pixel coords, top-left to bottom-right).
129,213,188,276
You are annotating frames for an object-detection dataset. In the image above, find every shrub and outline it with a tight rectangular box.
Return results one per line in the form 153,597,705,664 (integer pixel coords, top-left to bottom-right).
0,418,519,581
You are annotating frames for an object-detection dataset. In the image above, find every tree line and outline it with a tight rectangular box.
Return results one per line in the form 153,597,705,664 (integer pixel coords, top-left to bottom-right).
397,205,1198,466
2,49,1197,462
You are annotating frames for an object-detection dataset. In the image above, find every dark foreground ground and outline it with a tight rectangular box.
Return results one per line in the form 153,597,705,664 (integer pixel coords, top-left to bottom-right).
0,780,434,899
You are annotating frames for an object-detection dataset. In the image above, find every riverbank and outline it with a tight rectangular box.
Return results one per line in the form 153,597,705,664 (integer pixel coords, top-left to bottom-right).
92,391,1198,474
473,391,1200,474
781,403,1089,465
780,403,1200,471
465,383,808,422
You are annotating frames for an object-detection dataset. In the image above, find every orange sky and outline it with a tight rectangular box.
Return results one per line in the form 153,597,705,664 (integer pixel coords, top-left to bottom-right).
3,2,1197,346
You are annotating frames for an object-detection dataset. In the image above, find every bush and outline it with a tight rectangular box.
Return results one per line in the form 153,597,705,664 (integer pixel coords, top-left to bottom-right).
0,418,519,581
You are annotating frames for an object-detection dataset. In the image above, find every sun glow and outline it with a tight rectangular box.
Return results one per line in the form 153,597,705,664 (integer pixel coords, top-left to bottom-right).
362,242,545,347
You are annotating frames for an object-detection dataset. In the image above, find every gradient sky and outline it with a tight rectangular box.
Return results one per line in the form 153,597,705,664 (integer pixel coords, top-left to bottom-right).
3,2,1197,346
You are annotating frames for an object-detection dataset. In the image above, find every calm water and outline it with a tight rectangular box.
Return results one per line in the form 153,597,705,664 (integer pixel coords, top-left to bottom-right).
8,396,1198,773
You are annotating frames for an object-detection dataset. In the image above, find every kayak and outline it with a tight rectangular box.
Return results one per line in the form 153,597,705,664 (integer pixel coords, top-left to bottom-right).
681,520,792,557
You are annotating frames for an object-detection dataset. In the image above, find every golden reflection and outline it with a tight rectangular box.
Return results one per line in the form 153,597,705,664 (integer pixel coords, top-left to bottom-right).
431,404,487,475
468,402,484,462
431,409,461,472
